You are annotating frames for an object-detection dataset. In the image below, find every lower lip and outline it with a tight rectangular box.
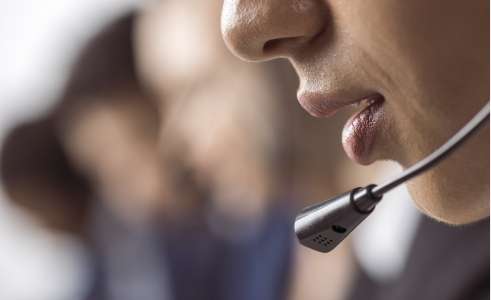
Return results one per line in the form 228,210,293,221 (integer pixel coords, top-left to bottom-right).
342,98,384,165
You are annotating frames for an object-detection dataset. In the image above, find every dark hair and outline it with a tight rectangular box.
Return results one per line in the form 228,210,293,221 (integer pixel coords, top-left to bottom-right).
61,13,142,101
0,118,92,233
53,12,160,140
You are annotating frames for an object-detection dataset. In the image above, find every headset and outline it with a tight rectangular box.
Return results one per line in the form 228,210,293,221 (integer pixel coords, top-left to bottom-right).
295,102,490,253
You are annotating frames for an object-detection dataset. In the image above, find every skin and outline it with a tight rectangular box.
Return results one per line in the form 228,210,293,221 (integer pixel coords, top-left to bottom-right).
61,95,170,224
221,0,489,224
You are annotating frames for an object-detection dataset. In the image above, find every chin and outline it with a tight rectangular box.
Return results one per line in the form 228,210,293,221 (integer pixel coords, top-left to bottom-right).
417,201,490,226
407,168,490,225
395,121,490,225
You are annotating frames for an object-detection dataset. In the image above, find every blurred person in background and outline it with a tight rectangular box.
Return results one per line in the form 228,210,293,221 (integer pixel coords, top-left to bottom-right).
138,2,294,300
1,12,184,300
161,64,360,300
137,1,357,300
157,60,295,300
3,6,299,300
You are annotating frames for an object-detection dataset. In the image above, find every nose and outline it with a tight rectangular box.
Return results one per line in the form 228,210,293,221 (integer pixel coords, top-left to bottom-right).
221,0,327,61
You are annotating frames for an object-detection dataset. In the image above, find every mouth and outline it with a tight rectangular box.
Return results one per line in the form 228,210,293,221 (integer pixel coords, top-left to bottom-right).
298,92,385,165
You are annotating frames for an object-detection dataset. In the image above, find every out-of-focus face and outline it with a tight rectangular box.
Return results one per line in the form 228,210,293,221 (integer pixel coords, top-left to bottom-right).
221,0,489,224
162,70,279,221
62,95,169,223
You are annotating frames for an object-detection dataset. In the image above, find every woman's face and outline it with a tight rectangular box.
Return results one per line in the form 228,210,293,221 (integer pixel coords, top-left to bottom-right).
221,0,489,223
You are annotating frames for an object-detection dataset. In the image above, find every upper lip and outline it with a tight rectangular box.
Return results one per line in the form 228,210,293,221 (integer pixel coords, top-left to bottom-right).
297,91,382,118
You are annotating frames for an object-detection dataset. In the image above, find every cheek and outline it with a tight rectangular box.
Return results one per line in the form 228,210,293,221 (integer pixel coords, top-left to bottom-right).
340,0,488,163
350,0,487,103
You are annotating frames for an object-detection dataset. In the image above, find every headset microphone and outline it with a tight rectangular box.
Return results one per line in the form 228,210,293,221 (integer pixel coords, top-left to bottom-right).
295,102,490,253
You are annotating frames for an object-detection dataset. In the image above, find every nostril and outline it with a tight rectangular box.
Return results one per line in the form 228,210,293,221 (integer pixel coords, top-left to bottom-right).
221,0,328,61
262,25,327,57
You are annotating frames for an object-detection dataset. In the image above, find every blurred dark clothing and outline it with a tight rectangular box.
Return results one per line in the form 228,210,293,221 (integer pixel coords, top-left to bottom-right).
348,217,489,300
86,201,174,300
211,204,294,300
163,202,295,300
86,201,295,300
